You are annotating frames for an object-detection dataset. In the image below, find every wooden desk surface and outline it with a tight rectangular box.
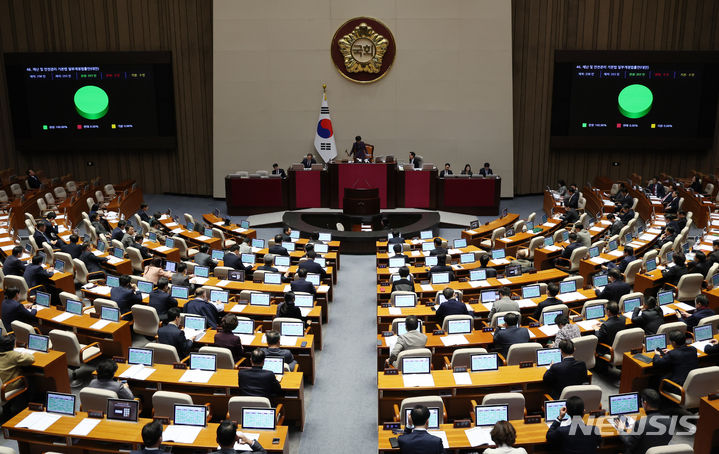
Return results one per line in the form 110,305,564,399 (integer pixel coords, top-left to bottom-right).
377,366,546,390
461,213,520,241
202,213,258,240
36,307,130,335
376,245,481,261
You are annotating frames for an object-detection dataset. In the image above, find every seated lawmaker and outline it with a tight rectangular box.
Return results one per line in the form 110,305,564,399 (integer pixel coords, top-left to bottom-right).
690,251,712,280
223,244,252,275
276,292,303,320
256,254,278,272
533,283,561,320
488,287,519,321
439,163,453,177
271,163,286,178
391,266,414,292
290,268,316,295
214,420,267,454
478,253,497,278
408,151,421,169
80,243,108,278
301,153,317,169
493,312,530,359
435,287,468,325
595,268,631,302
429,237,448,256
3,246,26,276
184,288,220,329
143,257,173,284
23,254,54,296
111,274,142,318
560,232,582,260
428,254,454,281
484,421,526,454
386,315,427,368
137,203,152,223
148,277,178,323
237,349,283,398
158,307,193,359
388,231,405,245
596,302,627,348
652,329,698,386
129,420,163,454
546,396,600,454
193,244,217,271
461,164,473,176
606,246,635,274
298,250,327,279
26,169,41,189
479,162,493,176
631,296,663,335
398,405,444,454
87,358,135,400
619,389,673,454
214,314,244,362
661,251,688,286
1,287,36,331
268,234,289,256
263,330,297,371
678,294,714,329
279,226,293,242
33,222,57,250
543,339,588,399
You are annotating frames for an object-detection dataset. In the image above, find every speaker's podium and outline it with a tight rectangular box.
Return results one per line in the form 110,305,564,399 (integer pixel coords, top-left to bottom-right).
343,188,380,215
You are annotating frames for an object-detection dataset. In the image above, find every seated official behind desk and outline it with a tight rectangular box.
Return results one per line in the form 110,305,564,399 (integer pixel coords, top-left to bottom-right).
619,389,673,454
534,283,561,320
493,312,530,359
678,294,715,329
290,268,315,295
429,238,448,257
238,349,283,398
479,162,493,177
386,315,427,368
149,277,178,323
215,314,244,362
271,163,286,179
3,246,26,276
1,287,36,330
88,358,134,400
397,405,444,454
652,329,698,387
596,302,628,351
488,287,518,321
478,254,497,278
130,420,163,454
184,288,220,329
595,269,632,302
301,153,317,169
543,339,588,399
0,334,33,412
214,420,268,453
80,242,108,278
631,296,664,335
428,254,454,281
158,307,193,358
435,288,468,324
263,330,297,371
392,267,414,292
546,396,601,454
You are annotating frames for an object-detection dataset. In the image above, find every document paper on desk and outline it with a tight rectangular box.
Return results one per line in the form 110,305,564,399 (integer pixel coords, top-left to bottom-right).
280,336,299,347
232,432,260,451
497,278,512,285
120,364,156,380
468,280,491,288
420,284,435,292
427,431,450,449
441,334,469,346
52,312,75,323
69,418,101,436
179,369,214,383
90,319,112,330
215,280,230,287
318,285,330,293
402,374,435,387
384,336,398,352
230,304,246,313
538,324,560,336
189,277,209,285
163,424,203,444
674,302,695,311
453,372,472,385
388,307,402,315
464,426,493,447
576,320,599,331
155,246,171,252
238,334,257,345
15,412,62,431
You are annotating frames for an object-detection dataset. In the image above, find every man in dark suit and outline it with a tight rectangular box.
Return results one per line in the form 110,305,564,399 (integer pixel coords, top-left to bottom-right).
136,203,151,224
298,250,327,279
493,312,530,358
478,162,493,176
595,269,631,302
61,234,84,259
607,246,635,274
391,266,414,292
652,329,698,386
561,208,579,225
565,187,579,209
606,213,623,236
237,349,283,398
128,234,152,259
279,227,293,242
667,211,687,234
268,234,289,256
3,246,26,276
256,254,278,273
546,396,600,454
435,287,468,325
158,307,192,358
619,389,673,454
33,222,56,250
428,254,455,281
42,212,63,243
439,163,453,177
193,244,217,271
271,163,286,178
647,177,666,198
708,240,719,266
561,232,582,260
619,204,635,225
130,420,164,454
408,152,422,169
655,225,677,250
23,255,54,296
172,262,193,290
111,274,142,319
678,294,715,329
149,278,178,323
429,237,448,257
477,254,497,278
1,287,36,331
664,189,680,214
661,251,688,286
596,302,627,348
111,220,126,242
543,339,588,399
631,297,664,335
397,405,444,454
533,283,561,320
301,153,317,168
223,244,252,276
262,330,297,371
25,169,41,189
350,136,368,161
79,243,108,277
690,250,712,279
388,231,405,245
184,288,220,329
213,420,267,453
290,268,316,295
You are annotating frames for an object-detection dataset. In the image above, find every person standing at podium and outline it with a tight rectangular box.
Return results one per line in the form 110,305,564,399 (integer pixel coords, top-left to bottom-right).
350,135,367,162
301,153,317,168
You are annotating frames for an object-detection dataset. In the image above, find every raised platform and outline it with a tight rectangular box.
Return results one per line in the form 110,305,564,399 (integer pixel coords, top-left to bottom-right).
282,211,441,254
248,208,474,229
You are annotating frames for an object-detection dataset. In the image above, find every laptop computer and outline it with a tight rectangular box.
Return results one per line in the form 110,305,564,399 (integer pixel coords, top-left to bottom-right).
27,334,49,353
46,392,76,416
454,239,467,248
264,273,282,284
645,258,657,272
608,392,640,416
480,290,499,304
280,321,304,337
290,230,300,240
54,259,65,273
113,248,124,259
282,241,294,251
306,274,321,286
240,220,250,229
544,237,554,247
294,294,313,308
100,306,120,323
396,320,423,336
128,347,153,366
645,333,667,352
585,304,605,321
469,269,487,281
657,290,674,306
106,275,120,288
211,249,224,261
474,405,508,427
137,280,153,294
148,232,157,242
622,296,641,313
470,353,499,372
431,272,450,285
189,353,217,371
173,404,207,427
405,407,439,430
251,239,265,249
228,270,245,282
545,400,567,423
170,286,189,299
241,253,255,265
164,261,177,272
593,274,609,290
424,256,438,267
446,318,472,334
389,257,406,268
209,290,229,304
536,348,561,366
588,246,599,258
233,319,254,335
460,253,475,264
107,398,139,422
420,231,432,240
241,408,276,430
275,255,291,267
194,265,209,278
470,220,479,229
318,232,331,242
521,285,541,299
250,293,271,306
184,315,206,331
65,299,83,315
35,291,51,308
421,242,434,252
491,249,506,260
97,241,107,252
263,357,284,375
607,240,618,251
394,294,417,308
401,356,431,374
559,280,576,294
314,243,329,254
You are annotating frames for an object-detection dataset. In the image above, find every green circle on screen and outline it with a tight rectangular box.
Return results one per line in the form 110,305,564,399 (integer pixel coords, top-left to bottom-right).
74,85,109,120
618,84,653,119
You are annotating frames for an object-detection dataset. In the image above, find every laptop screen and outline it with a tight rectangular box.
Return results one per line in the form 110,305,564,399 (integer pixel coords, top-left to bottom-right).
491,249,505,260
588,246,599,258
421,242,434,252
505,265,522,277
137,280,153,294
27,334,49,352
460,253,476,264
233,319,254,335
543,310,563,325
294,294,313,308
189,353,216,371
106,275,120,287
562,231,569,242
113,248,124,259
545,400,567,422
470,269,487,281
46,392,76,416
252,239,265,248
275,255,291,267
713,273,719,288
210,290,229,304
389,257,406,268
544,237,554,247
35,291,51,307
695,324,713,342
401,357,431,374
431,272,450,285
447,319,472,334
609,393,640,416
228,270,245,282
170,286,189,299
593,274,608,288
470,220,479,229
281,241,294,251
194,265,209,278
263,357,284,374
536,348,561,366
107,398,139,422
128,348,153,366
318,232,331,242
250,293,271,306
608,240,618,251
559,280,576,294
241,253,255,264
101,306,120,322
394,294,417,308
184,315,206,331
480,290,499,303
645,258,657,272
420,231,432,240
475,405,508,427
306,273,321,286
521,285,540,299
424,256,438,267
471,353,499,372
66,299,83,315
54,259,65,272
396,320,423,336
585,304,605,320
173,404,207,427
148,232,157,242
314,243,328,253
97,241,107,252
242,408,276,430
315,257,326,268
264,273,281,284
281,321,304,337
405,407,439,430
624,232,633,243
241,220,250,229
645,334,667,351
622,297,641,313
290,230,300,239
657,290,674,306
211,250,224,261
164,261,177,272
454,238,467,248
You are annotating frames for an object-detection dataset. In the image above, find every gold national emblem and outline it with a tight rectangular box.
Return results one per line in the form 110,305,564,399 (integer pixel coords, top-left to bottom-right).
337,22,388,74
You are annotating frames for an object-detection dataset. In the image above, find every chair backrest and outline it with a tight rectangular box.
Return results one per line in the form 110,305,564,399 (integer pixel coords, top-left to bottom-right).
227,396,271,421
645,444,694,454
567,246,588,271
173,236,190,258
271,317,303,332
390,291,417,307
48,329,83,367
656,321,687,337
553,229,567,244
0,190,8,203
66,181,77,192
641,249,658,268
199,346,235,369
58,291,78,310
448,348,488,369
559,385,602,412
146,342,180,364
619,292,644,313
609,328,645,366
441,314,473,332
214,266,232,279
506,342,542,366
86,197,95,212
680,366,719,409
112,239,125,252
513,220,525,233
527,212,536,223
10,183,22,197
54,252,74,275
95,191,105,203
94,298,118,314
126,247,144,274
184,213,195,226
10,320,35,346
73,259,90,285
658,241,673,264
539,304,568,325
54,187,67,200
623,259,643,285
526,236,544,258
24,219,35,235
580,300,607,318
152,391,193,419
399,396,444,425
79,387,118,412
705,263,719,282
140,220,151,236
396,348,432,370
132,305,160,337
37,198,47,212
481,393,525,421
572,335,598,369
4,275,30,301
104,184,116,197
490,311,521,328
676,273,704,301
698,315,719,334
433,289,463,304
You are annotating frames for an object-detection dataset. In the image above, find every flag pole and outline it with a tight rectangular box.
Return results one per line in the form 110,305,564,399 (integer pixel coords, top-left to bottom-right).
322,82,326,100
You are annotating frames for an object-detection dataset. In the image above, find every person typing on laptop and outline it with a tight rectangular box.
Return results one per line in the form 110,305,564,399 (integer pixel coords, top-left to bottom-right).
290,268,315,295
276,292,303,321
435,287,468,325
428,254,454,281
158,307,193,359
397,405,444,454
618,389,673,454
595,269,631,302
391,266,414,292
87,358,134,400
386,315,427,368
596,302,628,350
237,349,283,398
184,288,220,329
652,329,698,387
477,254,498,278
493,312,530,359
263,330,297,371
1,287,37,330
212,420,267,453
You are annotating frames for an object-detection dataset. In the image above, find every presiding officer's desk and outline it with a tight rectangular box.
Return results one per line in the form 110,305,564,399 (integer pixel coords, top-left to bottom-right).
224,174,287,216
114,362,306,431
437,175,501,215
4,409,289,453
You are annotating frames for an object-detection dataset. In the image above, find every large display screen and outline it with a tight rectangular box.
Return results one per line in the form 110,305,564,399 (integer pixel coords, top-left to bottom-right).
550,51,719,149
4,52,176,150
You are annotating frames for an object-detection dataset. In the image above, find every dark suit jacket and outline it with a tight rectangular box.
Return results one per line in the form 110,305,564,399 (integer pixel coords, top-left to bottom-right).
614,255,636,273
479,167,493,176
620,209,635,225
111,227,124,241
3,255,26,276
428,265,455,281
129,241,151,259
110,286,142,318
223,253,250,272
80,250,108,274
290,279,315,295
631,306,663,334
388,237,405,245
301,158,316,168
137,210,151,223
662,264,688,286
597,315,627,346
263,346,297,370
171,273,192,289
61,242,84,259
708,250,719,265
595,280,632,302
214,331,243,361
237,366,283,398
27,175,41,189
435,299,468,324
665,197,679,213
193,252,216,270
276,302,303,321
33,230,52,250
439,170,453,177
684,307,715,329
298,259,327,279
652,345,698,386
620,410,673,454
691,260,712,279
533,296,562,320
148,290,178,321
493,326,530,358
391,278,414,292
23,264,53,293
397,429,444,454
429,247,448,257
562,242,582,259
272,168,286,178
1,298,36,331
649,183,666,198
543,357,588,399
546,419,600,454
184,299,220,329
157,323,192,358
566,192,579,208
268,245,289,256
